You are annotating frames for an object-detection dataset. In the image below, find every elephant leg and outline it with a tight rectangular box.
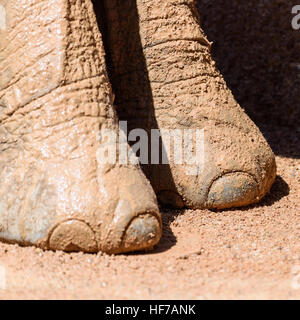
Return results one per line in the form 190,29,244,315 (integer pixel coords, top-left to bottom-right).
0,0,161,253
99,0,276,209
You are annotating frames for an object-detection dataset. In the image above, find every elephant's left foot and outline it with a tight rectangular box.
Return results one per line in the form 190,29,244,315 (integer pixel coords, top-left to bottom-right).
99,0,276,210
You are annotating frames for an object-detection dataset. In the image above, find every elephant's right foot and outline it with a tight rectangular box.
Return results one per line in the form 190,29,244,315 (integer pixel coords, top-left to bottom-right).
0,99,161,254
0,0,161,253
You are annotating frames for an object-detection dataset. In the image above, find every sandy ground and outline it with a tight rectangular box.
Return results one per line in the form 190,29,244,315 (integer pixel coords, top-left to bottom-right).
0,122,298,300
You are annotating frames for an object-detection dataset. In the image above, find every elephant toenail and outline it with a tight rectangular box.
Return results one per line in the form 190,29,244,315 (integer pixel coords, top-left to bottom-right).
122,214,162,253
49,220,98,253
207,172,259,209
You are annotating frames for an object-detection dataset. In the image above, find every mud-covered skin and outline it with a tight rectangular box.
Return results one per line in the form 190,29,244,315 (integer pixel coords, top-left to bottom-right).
0,0,276,253
0,0,161,253
99,0,276,209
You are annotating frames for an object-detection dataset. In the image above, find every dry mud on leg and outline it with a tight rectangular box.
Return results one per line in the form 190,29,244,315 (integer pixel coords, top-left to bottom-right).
100,0,276,209
0,0,161,253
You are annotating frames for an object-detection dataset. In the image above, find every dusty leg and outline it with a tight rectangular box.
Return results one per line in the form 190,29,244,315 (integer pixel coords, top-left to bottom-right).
99,0,276,209
0,0,161,253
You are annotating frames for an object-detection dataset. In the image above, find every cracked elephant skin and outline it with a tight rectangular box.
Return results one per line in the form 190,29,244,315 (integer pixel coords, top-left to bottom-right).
0,0,276,253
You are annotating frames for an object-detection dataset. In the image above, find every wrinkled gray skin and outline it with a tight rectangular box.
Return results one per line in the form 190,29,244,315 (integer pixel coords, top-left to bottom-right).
0,0,276,254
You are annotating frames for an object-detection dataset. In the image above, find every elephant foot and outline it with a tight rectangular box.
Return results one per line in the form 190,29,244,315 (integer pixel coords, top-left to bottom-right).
99,0,276,209
0,0,161,253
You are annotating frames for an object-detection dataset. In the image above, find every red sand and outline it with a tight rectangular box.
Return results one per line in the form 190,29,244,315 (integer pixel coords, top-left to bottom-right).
0,132,298,299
